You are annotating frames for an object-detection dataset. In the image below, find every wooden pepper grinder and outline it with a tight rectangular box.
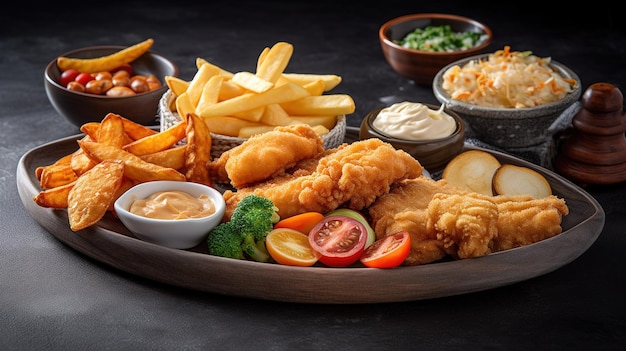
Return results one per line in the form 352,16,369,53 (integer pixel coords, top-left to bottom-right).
555,82,626,185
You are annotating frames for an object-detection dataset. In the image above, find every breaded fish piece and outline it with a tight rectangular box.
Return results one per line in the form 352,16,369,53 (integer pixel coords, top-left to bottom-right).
491,194,569,251
368,176,569,265
222,138,423,220
208,124,324,188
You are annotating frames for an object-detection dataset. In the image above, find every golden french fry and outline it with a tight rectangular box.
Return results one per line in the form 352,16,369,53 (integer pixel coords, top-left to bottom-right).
280,94,355,116
175,92,195,121
195,75,224,116
165,76,189,97
139,145,187,170
57,39,154,73
33,181,75,209
78,140,186,182
184,113,213,186
98,113,126,148
67,160,125,231
218,80,245,101
39,163,78,189
256,47,270,71
255,42,293,83
202,116,265,137
187,63,221,106
259,104,297,126
196,57,234,79
290,115,337,130
238,125,276,138
197,82,309,120
302,80,326,96
122,121,186,156
280,73,342,91
231,71,273,93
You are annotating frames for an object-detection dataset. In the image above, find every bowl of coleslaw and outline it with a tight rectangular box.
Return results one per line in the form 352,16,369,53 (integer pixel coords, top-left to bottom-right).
433,47,582,148
379,13,493,85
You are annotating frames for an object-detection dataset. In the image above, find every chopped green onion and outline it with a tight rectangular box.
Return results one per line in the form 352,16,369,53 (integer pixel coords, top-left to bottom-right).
395,25,487,52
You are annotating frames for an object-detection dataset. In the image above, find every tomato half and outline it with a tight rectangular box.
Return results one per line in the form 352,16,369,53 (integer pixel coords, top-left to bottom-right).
325,208,376,248
266,228,319,267
359,231,411,269
308,215,368,267
274,212,324,235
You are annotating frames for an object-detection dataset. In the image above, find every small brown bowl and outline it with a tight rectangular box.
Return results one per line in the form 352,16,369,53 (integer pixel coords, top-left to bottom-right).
379,13,492,85
45,45,178,127
359,103,465,172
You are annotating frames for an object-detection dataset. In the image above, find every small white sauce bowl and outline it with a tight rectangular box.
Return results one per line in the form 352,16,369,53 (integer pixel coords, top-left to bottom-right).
114,180,225,249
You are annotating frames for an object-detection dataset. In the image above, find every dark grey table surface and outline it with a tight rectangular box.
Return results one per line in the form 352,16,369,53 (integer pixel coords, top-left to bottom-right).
2,1,625,350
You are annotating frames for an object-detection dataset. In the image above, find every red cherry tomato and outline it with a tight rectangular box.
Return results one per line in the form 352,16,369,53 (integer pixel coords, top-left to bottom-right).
308,215,368,267
359,231,411,269
75,72,94,86
59,69,80,87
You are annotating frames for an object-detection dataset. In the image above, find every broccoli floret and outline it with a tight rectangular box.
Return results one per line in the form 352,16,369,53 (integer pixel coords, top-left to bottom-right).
206,195,279,262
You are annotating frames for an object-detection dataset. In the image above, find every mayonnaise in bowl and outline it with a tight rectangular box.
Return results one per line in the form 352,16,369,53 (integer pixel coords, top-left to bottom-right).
371,101,457,140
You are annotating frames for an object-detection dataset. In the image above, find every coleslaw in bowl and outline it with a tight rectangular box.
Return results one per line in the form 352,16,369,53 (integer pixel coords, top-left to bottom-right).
433,47,581,148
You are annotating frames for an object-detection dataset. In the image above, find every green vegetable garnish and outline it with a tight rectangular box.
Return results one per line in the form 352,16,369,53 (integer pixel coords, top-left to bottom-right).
395,25,487,52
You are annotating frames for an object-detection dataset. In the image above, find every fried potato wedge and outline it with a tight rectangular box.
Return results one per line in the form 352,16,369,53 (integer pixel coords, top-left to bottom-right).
67,160,125,231
184,113,213,186
139,145,187,170
33,181,75,209
122,121,186,156
39,163,78,189
98,113,126,148
78,140,186,182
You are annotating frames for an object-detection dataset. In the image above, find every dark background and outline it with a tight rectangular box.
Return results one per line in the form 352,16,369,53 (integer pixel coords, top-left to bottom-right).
1,1,624,350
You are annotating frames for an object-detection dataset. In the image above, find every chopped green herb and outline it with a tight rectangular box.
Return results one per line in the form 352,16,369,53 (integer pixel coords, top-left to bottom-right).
395,25,487,52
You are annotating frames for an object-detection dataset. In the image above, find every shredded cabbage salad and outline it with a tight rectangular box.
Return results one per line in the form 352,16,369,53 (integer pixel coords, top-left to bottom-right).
441,46,578,108
396,25,488,52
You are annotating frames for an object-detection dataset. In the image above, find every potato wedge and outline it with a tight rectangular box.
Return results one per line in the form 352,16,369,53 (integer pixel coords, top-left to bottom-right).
39,163,78,189
492,164,552,198
122,121,186,156
78,140,186,182
139,145,187,170
442,150,502,196
67,160,125,231
184,113,213,186
33,181,75,209
98,113,126,148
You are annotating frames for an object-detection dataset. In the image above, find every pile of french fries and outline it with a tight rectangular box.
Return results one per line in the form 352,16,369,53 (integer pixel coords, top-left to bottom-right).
33,112,211,232
164,41,355,138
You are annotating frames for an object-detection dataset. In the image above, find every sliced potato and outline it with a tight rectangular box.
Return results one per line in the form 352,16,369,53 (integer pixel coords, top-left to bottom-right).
442,150,502,196
492,164,552,198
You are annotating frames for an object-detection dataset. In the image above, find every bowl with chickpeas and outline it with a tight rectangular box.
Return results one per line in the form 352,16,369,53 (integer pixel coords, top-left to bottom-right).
44,45,178,127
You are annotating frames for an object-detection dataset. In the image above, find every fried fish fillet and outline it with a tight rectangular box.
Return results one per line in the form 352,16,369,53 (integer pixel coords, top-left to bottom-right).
222,138,423,220
368,176,569,265
208,124,324,188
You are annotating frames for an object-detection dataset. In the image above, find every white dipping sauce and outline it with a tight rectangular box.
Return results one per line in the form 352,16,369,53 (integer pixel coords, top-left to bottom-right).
373,102,456,140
